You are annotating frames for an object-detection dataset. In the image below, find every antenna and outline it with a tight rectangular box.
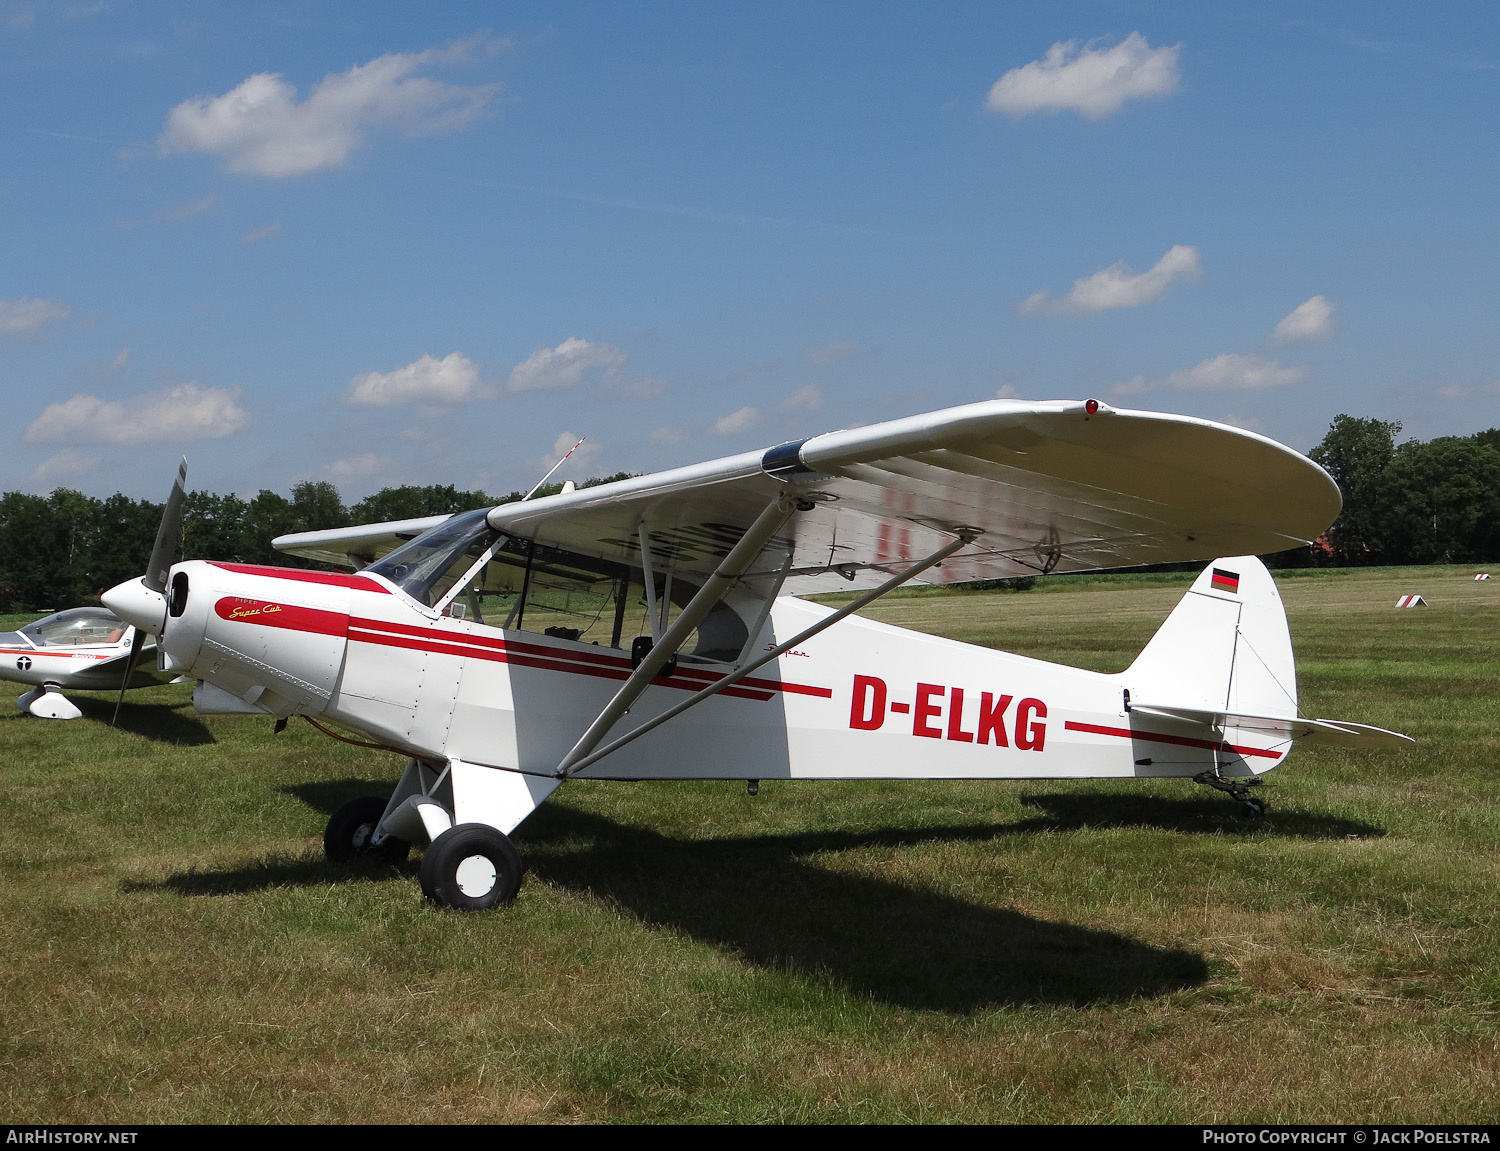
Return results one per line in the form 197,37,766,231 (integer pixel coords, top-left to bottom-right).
522,436,586,501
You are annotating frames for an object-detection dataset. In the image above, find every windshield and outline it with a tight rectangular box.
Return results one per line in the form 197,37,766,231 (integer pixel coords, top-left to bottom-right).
365,509,503,607
20,607,129,647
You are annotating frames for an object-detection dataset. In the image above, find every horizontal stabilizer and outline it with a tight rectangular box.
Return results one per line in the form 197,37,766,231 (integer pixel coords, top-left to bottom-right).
1130,703,1414,749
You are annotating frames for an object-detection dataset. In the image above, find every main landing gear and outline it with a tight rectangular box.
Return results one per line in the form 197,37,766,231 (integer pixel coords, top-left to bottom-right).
324,796,410,864
1193,770,1267,819
419,824,523,912
321,799,524,911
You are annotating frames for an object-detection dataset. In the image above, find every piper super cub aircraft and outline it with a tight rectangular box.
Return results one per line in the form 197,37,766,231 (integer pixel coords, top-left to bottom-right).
102,398,1411,910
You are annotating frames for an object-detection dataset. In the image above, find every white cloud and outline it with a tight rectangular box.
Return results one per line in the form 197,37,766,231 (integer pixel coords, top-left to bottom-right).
508,337,626,391
1020,245,1201,315
802,340,855,366
1116,353,1310,396
158,40,500,177
710,406,759,436
1438,379,1500,401
240,220,282,244
110,347,129,372
994,384,1023,399
1271,295,1336,345
160,193,216,220
650,425,691,446
345,352,483,406
1217,413,1267,433
23,382,250,444
30,449,104,490
601,375,665,400
542,430,598,470
987,32,1181,120
778,384,824,413
327,453,381,480
0,297,71,337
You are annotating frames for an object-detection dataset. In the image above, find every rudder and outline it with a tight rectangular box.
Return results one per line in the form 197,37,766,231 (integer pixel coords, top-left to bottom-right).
1125,557,1298,718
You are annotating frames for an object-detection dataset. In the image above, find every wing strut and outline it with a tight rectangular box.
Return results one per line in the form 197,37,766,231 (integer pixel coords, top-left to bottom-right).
554,493,803,777
556,526,979,779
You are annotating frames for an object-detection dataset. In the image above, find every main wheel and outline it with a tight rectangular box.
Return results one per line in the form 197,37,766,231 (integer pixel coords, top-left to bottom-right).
325,796,410,863
419,823,523,911
1240,797,1267,819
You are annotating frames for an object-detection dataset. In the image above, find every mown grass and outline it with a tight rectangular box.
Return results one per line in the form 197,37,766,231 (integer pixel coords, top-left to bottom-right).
1,566,1497,1122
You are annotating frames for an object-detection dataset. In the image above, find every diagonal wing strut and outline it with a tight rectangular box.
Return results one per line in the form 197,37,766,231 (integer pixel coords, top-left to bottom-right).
554,522,979,779
554,493,804,776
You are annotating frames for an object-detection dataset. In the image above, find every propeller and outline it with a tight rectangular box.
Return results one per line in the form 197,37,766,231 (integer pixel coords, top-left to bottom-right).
110,458,187,726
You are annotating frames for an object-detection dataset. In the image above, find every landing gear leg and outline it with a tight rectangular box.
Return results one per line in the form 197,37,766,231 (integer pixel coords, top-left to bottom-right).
1193,770,1266,818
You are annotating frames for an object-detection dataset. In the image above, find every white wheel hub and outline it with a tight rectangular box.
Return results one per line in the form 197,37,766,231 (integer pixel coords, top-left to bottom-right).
455,853,497,897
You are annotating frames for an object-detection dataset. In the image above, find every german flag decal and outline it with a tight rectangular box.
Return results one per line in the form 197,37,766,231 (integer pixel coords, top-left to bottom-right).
1210,568,1241,593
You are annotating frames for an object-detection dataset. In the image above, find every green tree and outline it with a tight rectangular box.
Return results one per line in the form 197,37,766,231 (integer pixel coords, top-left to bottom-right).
349,484,493,524
85,492,163,595
1307,415,1402,565
289,480,349,534
1380,437,1500,564
237,490,299,566
182,491,248,562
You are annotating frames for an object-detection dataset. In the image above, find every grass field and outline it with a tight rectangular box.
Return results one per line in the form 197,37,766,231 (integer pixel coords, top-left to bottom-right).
1,565,1497,1123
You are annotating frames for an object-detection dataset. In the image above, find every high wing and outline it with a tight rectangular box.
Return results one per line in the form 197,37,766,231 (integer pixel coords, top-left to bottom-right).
275,398,1341,592
273,513,452,570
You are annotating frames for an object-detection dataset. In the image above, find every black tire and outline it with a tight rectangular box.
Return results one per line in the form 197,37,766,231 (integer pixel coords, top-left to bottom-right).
419,823,523,911
1240,797,1266,819
325,796,410,863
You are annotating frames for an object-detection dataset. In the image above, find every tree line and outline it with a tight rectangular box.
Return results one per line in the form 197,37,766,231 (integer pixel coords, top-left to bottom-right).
1305,417,1500,567
5,413,1499,612
0,474,629,613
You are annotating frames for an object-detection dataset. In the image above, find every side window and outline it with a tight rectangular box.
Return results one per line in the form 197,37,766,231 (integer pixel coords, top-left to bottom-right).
453,540,747,661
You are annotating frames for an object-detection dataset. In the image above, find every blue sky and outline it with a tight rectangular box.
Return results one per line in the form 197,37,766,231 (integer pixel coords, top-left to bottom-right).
4,2,1499,503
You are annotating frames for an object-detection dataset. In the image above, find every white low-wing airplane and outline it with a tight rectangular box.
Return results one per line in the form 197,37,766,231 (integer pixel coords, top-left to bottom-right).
3,459,186,720
1,608,166,719
102,399,1411,910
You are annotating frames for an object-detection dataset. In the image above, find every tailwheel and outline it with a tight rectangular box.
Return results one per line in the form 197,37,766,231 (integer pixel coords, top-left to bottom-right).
325,796,410,864
420,823,523,911
1193,770,1267,818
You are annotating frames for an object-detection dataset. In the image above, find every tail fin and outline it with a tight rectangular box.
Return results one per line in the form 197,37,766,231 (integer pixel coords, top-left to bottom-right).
1125,556,1298,718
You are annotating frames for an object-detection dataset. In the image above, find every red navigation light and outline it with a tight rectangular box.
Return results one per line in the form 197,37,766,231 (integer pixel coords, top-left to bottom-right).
1085,398,1100,415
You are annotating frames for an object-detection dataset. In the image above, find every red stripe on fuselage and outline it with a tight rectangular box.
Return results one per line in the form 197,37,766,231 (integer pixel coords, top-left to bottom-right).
1064,719,1282,760
345,616,831,702
209,562,391,593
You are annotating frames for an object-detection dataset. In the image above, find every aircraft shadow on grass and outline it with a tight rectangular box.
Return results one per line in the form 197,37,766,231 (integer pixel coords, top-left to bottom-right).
1013,793,1385,840
517,805,1210,1012
72,695,216,746
139,784,1223,1012
130,781,1387,1010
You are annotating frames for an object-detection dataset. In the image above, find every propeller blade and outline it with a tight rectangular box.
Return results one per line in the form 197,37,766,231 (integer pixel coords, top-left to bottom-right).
144,457,188,594
111,627,147,727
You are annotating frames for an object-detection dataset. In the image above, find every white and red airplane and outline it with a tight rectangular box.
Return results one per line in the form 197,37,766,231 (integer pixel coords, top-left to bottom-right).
2,609,166,719
102,399,1411,910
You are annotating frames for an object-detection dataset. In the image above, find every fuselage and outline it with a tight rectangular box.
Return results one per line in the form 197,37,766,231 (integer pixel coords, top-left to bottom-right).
0,608,158,691
151,560,1287,783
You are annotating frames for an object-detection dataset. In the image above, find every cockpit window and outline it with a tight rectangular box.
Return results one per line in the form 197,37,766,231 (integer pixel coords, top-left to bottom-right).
20,607,129,647
448,539,749,662
365,509,503,608
364,508,750,661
